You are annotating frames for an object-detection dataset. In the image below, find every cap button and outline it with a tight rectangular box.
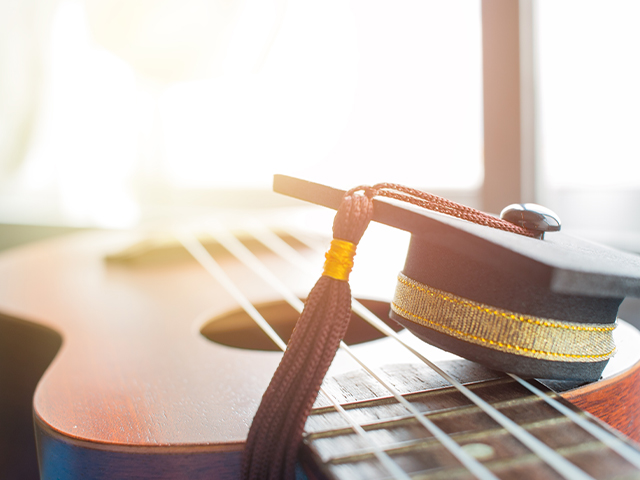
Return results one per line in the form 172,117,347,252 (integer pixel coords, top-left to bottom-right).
500,203,561,239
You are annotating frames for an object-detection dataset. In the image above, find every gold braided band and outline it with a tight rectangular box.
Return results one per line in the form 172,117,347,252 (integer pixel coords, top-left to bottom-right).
391,273,616,363
322,239,357,282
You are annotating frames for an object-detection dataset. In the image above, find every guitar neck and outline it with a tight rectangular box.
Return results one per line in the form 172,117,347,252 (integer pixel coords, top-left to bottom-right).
301,362,640,480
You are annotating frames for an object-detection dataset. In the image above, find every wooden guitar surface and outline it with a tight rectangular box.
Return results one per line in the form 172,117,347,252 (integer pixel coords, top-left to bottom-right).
0,228,639,479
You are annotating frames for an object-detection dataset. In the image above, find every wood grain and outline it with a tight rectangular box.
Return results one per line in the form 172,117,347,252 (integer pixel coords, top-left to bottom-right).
302,365,640,480
563,359,640,442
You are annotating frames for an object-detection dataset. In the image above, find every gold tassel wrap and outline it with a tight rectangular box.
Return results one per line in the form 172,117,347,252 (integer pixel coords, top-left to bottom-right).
322,238,357,282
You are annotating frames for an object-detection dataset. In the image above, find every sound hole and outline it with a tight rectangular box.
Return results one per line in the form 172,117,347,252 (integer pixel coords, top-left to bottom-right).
200,299,401,351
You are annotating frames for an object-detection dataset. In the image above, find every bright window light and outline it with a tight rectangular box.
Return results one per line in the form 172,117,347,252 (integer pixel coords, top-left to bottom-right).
538,0,640,189
3,0,483,227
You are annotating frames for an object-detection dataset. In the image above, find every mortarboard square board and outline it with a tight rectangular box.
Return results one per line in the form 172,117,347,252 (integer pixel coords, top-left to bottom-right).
273,174,640,382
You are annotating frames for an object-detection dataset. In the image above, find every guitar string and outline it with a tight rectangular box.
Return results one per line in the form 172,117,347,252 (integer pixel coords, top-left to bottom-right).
203,225,499,480
246,223,609,480
175,231,412,480
509,374,640,469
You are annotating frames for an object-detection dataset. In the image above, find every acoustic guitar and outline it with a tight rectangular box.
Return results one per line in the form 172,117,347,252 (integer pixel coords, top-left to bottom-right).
1,207,640,479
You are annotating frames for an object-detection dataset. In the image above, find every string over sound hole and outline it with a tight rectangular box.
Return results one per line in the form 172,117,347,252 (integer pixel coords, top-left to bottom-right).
200,299,401,351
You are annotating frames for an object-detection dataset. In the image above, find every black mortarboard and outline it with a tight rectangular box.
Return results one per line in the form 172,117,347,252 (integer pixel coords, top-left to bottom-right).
272,174,640,382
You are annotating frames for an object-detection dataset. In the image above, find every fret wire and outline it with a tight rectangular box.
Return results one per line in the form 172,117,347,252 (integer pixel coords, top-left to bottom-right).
320,400,413,480
338,322,597,480
308,392,544,439
310,376,514,416
403,442,609,480
176,231,411,480
336,341,498,480
208,225,498,480
509,374,640,469
323,416,574,464
322,399,413,480
255,224,599,480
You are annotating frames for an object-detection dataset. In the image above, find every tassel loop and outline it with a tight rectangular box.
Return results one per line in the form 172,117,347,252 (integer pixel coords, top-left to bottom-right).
332,185,377,244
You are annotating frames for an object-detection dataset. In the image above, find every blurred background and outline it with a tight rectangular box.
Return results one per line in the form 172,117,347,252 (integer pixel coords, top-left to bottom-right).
0,0,638,254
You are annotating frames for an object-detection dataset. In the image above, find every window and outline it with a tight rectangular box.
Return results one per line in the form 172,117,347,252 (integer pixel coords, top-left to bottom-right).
536,0,640,253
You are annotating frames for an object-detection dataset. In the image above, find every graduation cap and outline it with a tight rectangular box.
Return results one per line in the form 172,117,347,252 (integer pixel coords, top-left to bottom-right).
242,175,640,480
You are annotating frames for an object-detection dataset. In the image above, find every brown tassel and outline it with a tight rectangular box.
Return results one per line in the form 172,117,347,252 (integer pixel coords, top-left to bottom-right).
241,186,376,480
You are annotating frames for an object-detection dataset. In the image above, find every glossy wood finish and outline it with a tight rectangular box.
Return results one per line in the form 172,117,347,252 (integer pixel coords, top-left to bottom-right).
0,231,289,479
0,229,639,479
35,420,243,480
0,229,383,479
564,359,640,442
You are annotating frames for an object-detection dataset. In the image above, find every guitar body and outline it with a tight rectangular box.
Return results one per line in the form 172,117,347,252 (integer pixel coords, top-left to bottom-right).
1,228,639,479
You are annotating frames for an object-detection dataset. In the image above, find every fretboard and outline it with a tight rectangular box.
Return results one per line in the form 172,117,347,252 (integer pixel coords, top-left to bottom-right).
301,360,640,480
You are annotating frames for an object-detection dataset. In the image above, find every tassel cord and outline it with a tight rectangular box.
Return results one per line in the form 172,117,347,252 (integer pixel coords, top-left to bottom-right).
372,183,534,237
